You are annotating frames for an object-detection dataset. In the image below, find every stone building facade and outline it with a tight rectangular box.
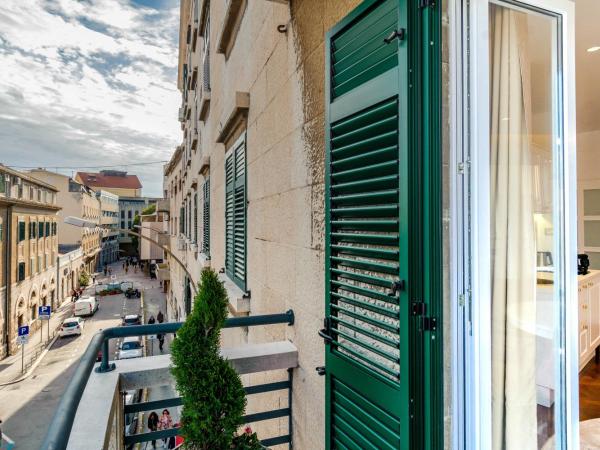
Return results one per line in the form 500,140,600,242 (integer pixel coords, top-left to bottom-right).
97,190,119,269
163,1,388,447
29,169,102,275
0,166,60,358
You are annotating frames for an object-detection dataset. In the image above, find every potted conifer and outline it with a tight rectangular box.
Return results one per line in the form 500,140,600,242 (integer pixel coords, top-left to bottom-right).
170,267,264,449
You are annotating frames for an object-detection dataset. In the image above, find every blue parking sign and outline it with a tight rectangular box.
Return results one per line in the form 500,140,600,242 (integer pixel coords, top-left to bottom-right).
39,305,51,317
18,325,29,336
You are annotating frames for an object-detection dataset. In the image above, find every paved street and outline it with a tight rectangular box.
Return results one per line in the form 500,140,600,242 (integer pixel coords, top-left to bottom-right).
0,261,143,449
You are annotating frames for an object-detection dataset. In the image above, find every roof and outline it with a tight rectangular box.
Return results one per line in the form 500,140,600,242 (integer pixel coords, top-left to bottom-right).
0,165,59,191
76,171,142,190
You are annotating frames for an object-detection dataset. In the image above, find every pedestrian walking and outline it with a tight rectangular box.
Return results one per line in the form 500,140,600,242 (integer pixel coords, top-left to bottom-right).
92,275,96,284
158,333,165,352
148,315,155,325
122,262,125,270
125,266,128,274
158,409,173,447
157,310,164,324
103,266,107,276
147,412,159,448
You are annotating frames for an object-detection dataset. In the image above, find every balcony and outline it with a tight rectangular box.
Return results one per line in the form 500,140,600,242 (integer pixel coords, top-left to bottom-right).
157,231,170,248
156,198,170,214
178,106,185,122
41,313,297,449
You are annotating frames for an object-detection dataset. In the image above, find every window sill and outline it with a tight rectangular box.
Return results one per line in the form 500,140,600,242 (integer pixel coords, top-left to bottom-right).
216,0,247,58
197,252,210,268
218,272,249,316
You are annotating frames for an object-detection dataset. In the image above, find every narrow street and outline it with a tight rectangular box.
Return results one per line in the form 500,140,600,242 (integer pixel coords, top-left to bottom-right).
0,260,152,449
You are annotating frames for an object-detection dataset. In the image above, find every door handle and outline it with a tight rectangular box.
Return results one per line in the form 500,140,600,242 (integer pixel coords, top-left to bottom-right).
384,29,406,44
319,328,333,343
316,366,326,376
319,317,333,343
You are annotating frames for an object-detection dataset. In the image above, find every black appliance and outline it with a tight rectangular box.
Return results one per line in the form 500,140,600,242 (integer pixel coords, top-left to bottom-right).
578,253,590,275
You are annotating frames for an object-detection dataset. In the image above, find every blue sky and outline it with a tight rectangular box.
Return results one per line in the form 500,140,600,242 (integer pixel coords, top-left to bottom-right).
0,0,181,197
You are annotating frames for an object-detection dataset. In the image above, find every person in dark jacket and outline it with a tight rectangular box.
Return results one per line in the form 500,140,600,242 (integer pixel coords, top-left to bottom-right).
148,315,156,325
157,311,164,324
147,412,159,448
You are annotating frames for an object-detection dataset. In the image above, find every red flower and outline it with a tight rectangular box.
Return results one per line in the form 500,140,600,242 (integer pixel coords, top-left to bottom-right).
244,426,252,435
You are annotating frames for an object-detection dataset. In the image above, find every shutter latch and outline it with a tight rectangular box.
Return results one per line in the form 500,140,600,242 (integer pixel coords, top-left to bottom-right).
384,28,406,44
318,318,333,344
412,302,437,332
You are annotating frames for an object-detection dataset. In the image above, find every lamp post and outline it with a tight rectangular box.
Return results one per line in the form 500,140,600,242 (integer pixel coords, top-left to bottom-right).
64,216,197,295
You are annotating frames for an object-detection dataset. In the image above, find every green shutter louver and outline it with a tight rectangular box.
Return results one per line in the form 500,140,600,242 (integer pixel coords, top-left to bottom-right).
203,178,210,256
330,0,398,99
18,262,25,281
179,207,184,234
225,134,246,290
18,221,25,242
328,97,401,380
193,193,198,243
45,221,50,237
0,173,5,194
38,221,43,238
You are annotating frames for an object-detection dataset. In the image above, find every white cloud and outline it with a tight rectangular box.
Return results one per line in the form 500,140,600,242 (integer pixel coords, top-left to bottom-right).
0,0,181,196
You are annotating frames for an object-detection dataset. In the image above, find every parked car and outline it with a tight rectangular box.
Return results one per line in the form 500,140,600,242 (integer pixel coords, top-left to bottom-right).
59,317,84,337
118,336,144,360
121,314,141,326
74,296,99,317
124,389,143,450
124,288,140,299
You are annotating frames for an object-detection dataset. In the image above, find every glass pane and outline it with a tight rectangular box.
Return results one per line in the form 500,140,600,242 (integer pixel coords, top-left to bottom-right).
587,252,600,270
489,4,561,450
584,189,600,216
584,221,600,247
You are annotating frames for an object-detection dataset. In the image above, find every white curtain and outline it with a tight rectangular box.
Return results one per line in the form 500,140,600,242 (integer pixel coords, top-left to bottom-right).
490,5,538,450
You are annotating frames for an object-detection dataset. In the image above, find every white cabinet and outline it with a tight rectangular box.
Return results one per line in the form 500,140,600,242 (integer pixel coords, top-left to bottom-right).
579,271,600,370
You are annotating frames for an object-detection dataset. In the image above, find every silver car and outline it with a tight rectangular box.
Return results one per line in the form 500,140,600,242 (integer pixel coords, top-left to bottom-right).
117,336,143,359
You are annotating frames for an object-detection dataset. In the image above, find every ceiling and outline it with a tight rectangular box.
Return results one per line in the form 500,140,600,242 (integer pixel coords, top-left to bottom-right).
575,0,600,134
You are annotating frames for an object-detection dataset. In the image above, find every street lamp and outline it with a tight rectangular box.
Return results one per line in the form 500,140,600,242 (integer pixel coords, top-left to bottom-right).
64,216,197,295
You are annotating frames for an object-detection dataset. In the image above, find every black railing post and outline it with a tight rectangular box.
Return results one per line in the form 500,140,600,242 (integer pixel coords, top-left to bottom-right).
96,338,114,373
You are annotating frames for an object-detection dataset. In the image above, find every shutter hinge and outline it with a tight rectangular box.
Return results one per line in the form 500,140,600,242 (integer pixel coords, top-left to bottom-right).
419,0,436,8
412,301,437,332
458,159,470,175
384,28,406,44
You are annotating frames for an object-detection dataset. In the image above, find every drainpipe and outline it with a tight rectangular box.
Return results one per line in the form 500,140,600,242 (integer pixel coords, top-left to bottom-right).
4,205,12,357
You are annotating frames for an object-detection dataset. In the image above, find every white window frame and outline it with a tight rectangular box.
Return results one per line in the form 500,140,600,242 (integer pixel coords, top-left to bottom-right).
450,0,577,448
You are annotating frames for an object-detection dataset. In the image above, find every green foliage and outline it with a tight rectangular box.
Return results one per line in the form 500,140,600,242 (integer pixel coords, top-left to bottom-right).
170,268,248,450
232,427,263,450
78,271,90,287
142,204,156,215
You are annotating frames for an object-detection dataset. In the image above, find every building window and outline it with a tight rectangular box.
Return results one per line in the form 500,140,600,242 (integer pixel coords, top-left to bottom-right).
121,210,124,219
45,221,50,237
18,220,25,242
225,133,246,290
38,221,44,239
128,210,132,219
193,192,198,244
203,178,210,256
0,173,5,193
17,262,25,281
121,221,125,229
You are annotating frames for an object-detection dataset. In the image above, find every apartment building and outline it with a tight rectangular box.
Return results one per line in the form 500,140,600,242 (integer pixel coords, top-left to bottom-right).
96,190,119,269
75,170,142,198
0,166,60,358
29,170,102,274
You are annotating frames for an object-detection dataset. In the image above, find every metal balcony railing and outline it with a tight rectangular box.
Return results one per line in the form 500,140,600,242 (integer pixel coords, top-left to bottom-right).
41,311,296,450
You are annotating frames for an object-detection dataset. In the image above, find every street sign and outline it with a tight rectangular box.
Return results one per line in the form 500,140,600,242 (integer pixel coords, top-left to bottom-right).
16,335,28,345
39,305,51,320
18,325,29,337
148,335,157,340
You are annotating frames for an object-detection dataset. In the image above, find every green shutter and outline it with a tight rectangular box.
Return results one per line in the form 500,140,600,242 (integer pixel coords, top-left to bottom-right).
324,1,412,449
18,262,25,281
38,221,43,238
18,221,25,242
0,173,5,194
45,221,50,237
193,193,198,243
179,207,184,234
203,178,210,255
225,134,246,290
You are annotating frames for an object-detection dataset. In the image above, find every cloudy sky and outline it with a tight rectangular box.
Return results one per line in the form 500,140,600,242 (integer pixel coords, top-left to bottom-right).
0,0,181,197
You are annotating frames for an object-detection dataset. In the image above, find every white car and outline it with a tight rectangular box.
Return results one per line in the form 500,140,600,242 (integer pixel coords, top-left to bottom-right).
118,336,144,360
59,317,84,337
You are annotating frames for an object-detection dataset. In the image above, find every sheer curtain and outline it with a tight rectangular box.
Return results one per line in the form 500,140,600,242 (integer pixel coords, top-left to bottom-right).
490,5,537,449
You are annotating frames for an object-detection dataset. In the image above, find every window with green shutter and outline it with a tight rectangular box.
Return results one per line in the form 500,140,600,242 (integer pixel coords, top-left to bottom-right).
17,262,25,281
203,178,210,256
18,221,25,242
179,207,184,234
225,133,246,290
0,173,5,194
45,221,50,237
38,221,44,238
193,193,198,243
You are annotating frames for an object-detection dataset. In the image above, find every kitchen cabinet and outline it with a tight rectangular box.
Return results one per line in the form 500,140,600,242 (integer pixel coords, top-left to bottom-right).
579,271,600,370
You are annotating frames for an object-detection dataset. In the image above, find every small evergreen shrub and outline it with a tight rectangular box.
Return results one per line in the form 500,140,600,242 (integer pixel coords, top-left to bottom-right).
78,271,90,287
171,268,262,449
